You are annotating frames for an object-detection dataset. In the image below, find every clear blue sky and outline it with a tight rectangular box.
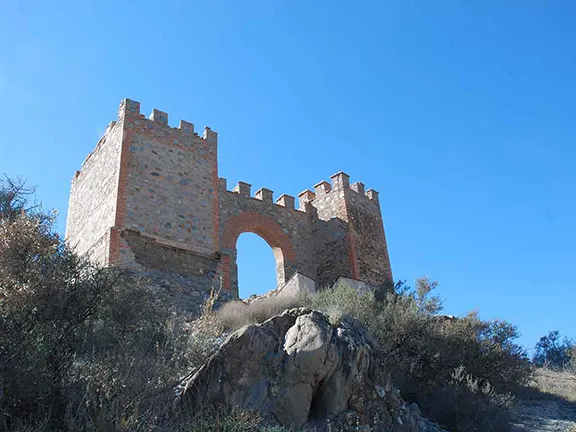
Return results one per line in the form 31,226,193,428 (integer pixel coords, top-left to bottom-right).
1,1,574,351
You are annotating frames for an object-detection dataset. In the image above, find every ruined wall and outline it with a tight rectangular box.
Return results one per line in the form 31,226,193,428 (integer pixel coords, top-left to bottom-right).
121,229,220,279
65,120,123,264
308,174,355,288
346,184,393,290
303,172,392,291
66,99,223,312
112,100,219,265
218,179,316,295
66,98,394,313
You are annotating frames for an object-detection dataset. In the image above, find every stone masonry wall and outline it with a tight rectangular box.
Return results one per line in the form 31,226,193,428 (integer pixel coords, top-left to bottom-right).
218,179,316,295
346,185,393,290
114,100,219,262
65,120,123,264
66,98,393,314
308,174,356,288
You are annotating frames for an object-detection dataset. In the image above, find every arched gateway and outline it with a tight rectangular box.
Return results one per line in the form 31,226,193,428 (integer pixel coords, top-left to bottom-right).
220,212,297,296
65,99,394,308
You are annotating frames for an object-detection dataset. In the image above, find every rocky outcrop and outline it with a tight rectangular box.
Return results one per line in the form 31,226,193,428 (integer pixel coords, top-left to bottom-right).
179,307,443,431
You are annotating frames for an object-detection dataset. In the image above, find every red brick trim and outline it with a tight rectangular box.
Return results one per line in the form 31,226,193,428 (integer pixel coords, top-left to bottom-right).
108,227,125,265
221,212,296,261
212,141,220,252
220,212,297,292
109,125,132,264
219,254,231,291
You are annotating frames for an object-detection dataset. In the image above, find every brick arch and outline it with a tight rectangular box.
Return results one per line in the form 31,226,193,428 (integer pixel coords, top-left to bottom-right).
220,212,297,295
222,212,296,260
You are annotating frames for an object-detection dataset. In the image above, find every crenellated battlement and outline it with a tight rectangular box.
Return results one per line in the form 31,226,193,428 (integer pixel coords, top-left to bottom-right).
72,99,219,185
118,98,218,142
219,177,304,214
310,172,380,206
66,98,393,306
216,171,380,217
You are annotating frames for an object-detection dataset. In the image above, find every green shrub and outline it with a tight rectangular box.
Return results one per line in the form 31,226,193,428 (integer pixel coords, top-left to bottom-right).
0,177,291,432
304,279,532,431
420,366,514,432
533,330,574,371
0,178,222,431
0,177,533,432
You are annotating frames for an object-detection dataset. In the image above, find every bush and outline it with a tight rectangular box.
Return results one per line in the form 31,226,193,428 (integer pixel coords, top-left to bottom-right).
0,177,292,432
0,176,44,222
304,279,532,431
533,330,574,371
421,367,514,432
0,176,533,432
166,409,290,432
0,178,222,431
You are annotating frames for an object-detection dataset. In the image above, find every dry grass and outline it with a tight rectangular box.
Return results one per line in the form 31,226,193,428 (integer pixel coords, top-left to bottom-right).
511,369,576,432
532,368,576,402
213,295,303,332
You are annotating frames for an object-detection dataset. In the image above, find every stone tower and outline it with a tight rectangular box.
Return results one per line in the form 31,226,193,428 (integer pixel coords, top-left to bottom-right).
66,99,393,303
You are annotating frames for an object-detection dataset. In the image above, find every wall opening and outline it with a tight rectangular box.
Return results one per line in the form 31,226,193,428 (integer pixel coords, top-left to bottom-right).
236,232,281,299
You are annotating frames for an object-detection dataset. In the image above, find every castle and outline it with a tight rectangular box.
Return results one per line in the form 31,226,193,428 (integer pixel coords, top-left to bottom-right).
66,99,393,302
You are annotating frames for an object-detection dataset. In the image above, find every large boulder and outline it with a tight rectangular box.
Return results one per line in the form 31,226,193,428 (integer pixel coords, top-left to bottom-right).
178,307,443,431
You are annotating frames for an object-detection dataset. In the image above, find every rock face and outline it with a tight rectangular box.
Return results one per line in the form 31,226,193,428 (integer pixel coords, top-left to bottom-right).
180,308,443,431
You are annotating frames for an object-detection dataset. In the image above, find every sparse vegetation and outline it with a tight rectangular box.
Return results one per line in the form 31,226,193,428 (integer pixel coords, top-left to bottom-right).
162,409,291,432
200,278,535,431
303,279,532,431
211,294,302,332
533,330,575,371
0,176,563,432
0,178,221,431
529,368,576,402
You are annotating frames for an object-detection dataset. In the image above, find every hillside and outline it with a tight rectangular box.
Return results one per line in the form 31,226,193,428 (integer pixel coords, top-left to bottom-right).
512,369,576,431
2,177,575,431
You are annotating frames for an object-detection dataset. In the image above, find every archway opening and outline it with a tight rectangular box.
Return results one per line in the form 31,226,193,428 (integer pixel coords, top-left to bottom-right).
236,232,282,299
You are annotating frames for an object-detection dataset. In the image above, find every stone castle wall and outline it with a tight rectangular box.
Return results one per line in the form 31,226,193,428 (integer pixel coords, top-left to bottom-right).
66,120,123,264
107,101,219,270
307,177,355,288
218,180,316,293
346,186,394,290
66,98,394,310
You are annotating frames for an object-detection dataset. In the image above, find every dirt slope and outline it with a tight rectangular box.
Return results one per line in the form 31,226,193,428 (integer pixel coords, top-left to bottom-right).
512,369,576,432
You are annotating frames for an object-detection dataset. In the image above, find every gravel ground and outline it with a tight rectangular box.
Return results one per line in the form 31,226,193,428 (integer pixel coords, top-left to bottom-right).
511,399,576,431
511,369,576,432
